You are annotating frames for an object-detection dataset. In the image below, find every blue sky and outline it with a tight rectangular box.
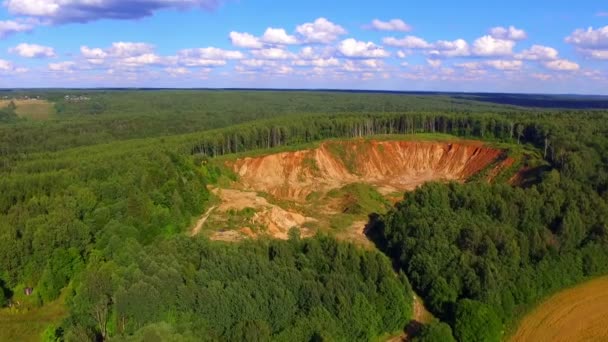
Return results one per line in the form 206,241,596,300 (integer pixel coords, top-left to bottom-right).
0,0,607,93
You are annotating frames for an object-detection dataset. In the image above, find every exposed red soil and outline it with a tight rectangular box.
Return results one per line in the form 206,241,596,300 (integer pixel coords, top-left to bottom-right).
231,140,508,201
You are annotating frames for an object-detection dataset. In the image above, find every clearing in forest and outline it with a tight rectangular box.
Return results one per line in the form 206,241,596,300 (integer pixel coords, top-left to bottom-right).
193,137,523,243
0,99,55,120
510,276,608,342
0,297,67,342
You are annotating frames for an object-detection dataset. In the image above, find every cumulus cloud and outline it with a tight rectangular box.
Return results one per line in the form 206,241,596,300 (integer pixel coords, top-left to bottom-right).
543,59,580,71
229,31,263,49
456,60,522,71
261,28,298,45
367,19,411,32
565,26,608,49
396,50,407,58
165,67,190,76
0,59,28,74
4,0,224,24
472,35,515,56
383,35,431,49
296,17,346,44
236,59,293,76
515,45,559,60
489,26,527,41
175,47,243,66
293,57,340,68
0,59,13,71
251,48,295,60
342,59,384,73
0,19,33,39
79,41,244,70
338,38,389,58
485,60,522,70
10,43,56,58
48,61,76,73
565,26,608,60
78,42,162,68
428,39,470,58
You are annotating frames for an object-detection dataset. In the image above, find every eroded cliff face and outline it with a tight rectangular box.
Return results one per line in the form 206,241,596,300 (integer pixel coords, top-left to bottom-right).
231,140,509,201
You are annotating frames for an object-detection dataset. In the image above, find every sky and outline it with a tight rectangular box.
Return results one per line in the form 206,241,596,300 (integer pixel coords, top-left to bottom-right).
0,0,607,93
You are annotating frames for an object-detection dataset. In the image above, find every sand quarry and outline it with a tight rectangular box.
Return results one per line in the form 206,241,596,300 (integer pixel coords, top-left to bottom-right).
193,139,515,242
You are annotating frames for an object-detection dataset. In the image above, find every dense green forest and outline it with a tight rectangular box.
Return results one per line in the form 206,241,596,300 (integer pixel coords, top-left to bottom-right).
0,90,607,341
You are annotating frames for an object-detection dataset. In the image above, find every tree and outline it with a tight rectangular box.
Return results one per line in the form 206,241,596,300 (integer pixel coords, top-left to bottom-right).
73,264,114,339
453,299,502,342
413,321,456,342
515,124,524,144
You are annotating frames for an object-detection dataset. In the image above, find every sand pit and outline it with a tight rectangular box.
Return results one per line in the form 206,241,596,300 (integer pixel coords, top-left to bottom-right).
194,139,514,241
231,140,510,201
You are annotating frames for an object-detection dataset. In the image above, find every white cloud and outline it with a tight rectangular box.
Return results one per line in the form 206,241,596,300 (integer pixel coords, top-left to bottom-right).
80,46,107,64
121,53,162,67
108,42,155,58
456,60,522,71
296,17,346,44
383,35,431,48
9,43,56,58
565,26,608,49
0,20,33,39
293,57,340,67
177,47,243,60
251,48,294,60
4,0,224,23
78,42,164,68
543,59,580,71
428,39,470,58
229,31,263,49
81,46,107,59
165,67,190,76
472,35,515,56
360,59,383,69
261,28,298,45
515,45,559,60
368,19,411,32
0,59,13,71
565,26,608,60
171,47,243,67
48,61,76,73
396,50,407,58
489,26,527,41
581,49,608,59
485,60,522,70
340,59,386,74
456,62,482,70
338,38,389,58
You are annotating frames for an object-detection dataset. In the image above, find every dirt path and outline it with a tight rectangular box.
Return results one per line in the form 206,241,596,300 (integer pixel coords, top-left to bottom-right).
189,206,217,236
510,276,608,342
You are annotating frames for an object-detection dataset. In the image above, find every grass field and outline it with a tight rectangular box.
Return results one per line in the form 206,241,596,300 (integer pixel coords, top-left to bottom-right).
0,295,67,342
510,276,608,342
0,99,55,120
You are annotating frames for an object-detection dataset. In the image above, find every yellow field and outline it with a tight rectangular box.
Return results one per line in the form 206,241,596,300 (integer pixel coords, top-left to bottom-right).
0,99,55,120
510,276,608,342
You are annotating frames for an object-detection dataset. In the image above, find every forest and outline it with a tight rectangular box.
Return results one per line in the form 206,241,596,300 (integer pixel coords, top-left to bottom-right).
0,90,607,341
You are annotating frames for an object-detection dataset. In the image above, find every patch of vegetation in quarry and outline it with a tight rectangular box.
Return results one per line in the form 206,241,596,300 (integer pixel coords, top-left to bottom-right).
195,137,531,242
